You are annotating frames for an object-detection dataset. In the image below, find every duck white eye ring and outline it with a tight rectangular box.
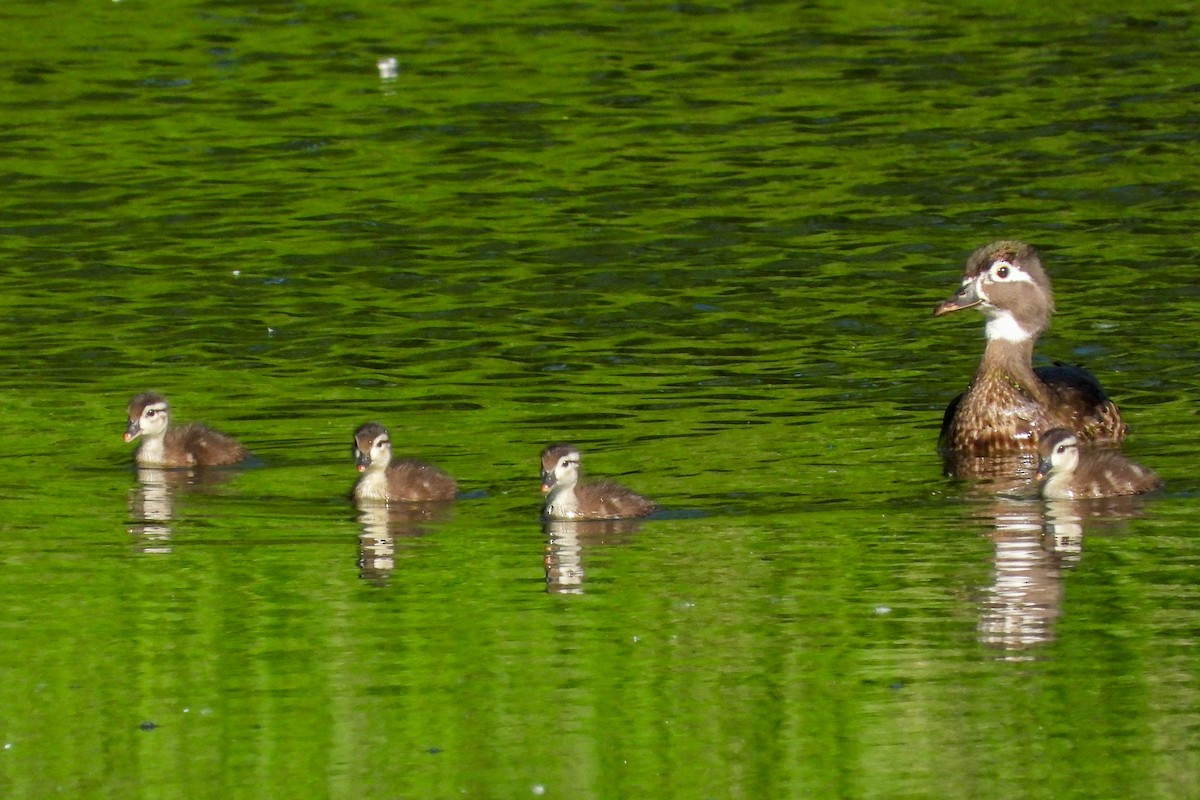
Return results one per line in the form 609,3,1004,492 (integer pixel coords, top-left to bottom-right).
991,260,1015,279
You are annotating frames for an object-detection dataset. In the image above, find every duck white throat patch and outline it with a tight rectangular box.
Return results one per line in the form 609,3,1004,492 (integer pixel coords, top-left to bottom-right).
985,309,1034,343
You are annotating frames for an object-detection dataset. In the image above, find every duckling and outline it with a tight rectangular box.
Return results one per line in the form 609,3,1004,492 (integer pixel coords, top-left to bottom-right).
1036,427,1161,500
124,392,249,468
935,240,1127,455
540,444,656,520
352,422,457,503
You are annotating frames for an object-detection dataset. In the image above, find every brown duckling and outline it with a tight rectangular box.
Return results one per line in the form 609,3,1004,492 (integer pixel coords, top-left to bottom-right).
124,392,249,468
352,422,457,503
540,444,656,520
1036,428,1161,500
935,240,1127,455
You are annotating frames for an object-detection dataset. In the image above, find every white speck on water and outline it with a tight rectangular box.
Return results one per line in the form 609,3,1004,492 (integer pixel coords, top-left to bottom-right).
377,57,399,79
874,605,892,615
531,785,546,796
232,270,241,277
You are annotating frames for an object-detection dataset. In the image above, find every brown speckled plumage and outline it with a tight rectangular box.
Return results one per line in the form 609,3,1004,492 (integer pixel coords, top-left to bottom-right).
124,392,249,468
1036,428,1161,500
353,422,457,503
935,241,1127,457
540,444,656,520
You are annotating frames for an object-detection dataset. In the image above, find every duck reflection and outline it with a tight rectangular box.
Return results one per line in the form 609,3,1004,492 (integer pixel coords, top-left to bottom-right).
942,450,1039,489
972,491,1154,658
126,466,241,553
355,501,453,585
127,467,176,552
543,518,642,595
975,496,1064,656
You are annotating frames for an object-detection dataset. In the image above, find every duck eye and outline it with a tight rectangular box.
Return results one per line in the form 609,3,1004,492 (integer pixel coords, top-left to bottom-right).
1056,445,1067,454
995,265,1009,279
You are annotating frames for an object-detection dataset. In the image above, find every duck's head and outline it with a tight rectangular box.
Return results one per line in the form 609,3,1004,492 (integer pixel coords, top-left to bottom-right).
353,422,392,472
935,240,1055,344
125,392,170,442
541,444,581,493
1035,427,1080,482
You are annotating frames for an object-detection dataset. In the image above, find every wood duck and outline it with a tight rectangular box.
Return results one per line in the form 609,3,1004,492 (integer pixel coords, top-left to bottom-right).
1036,428,1162,500
935,240,1127,455
540,444,656,520
124,392,249,468
352,422,457,503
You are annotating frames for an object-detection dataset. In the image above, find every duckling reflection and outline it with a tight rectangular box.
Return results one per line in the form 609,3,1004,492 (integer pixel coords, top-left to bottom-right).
1042,493,1155,553
127,467,176,551
126,466,242,553
543,518,643,595
355,500,454,585
1040,500,1084,566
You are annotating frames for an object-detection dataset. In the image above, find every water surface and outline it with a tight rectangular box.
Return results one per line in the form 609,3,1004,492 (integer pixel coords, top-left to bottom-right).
1,1,1198,798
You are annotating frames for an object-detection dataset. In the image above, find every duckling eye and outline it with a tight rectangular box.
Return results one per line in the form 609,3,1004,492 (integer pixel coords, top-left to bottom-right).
995,265,1010,279
1056,444,1067,454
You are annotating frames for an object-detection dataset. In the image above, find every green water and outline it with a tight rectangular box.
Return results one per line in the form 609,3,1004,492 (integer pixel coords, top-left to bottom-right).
1,1,1199,798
